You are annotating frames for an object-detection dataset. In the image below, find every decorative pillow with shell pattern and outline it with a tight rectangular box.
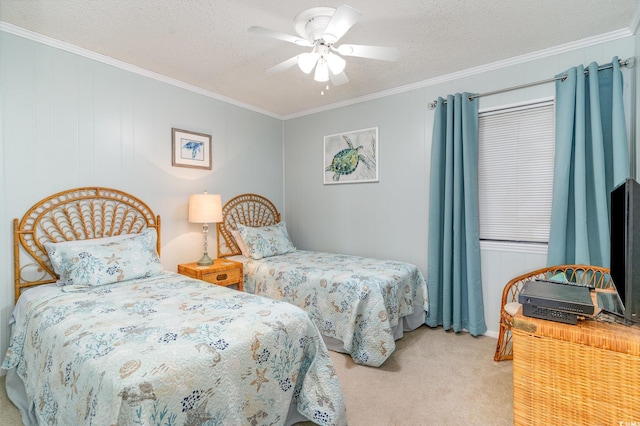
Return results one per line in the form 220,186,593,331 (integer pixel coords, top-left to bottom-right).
44,228,162,286
236,222,296,260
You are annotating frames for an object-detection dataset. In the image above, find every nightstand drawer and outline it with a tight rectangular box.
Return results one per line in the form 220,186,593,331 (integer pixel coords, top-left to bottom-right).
202,268,241,286
177,259,244,291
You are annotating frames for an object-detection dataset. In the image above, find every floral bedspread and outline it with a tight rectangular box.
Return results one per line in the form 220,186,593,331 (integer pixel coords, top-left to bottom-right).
243,250,428,367
2,272,347,426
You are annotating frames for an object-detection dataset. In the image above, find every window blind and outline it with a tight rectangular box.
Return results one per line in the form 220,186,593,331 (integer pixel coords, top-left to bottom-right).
478,100,555,243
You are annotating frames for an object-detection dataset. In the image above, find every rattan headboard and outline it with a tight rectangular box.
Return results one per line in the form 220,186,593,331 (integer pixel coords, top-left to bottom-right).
13,187,161,303
217,193,281,257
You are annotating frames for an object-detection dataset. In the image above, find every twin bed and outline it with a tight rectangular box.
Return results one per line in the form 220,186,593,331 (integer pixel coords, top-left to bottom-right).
3,188,346,426
217,194,428,367
3,188,428,425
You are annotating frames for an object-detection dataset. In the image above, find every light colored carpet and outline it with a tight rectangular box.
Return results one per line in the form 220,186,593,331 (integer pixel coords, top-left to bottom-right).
322,326,513,425
0,326,513,425
1,375,23,425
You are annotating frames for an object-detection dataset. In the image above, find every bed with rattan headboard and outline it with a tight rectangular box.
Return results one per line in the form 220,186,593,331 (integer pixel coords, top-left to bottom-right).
217,193,281,257
12,187,161,303
217,193,429,367
4,187,346,426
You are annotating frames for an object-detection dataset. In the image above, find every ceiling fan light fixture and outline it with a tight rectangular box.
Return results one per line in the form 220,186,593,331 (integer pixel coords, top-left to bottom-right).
326,52,346,75
298,52,319,74
314,59,330,82
249,4,397,86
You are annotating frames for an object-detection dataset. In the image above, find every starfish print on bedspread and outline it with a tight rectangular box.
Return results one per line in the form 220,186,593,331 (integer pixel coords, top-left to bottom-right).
250,367,270,392
104,253,121,264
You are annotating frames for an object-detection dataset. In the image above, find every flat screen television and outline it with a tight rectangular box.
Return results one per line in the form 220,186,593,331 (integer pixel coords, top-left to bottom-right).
610,177,640,324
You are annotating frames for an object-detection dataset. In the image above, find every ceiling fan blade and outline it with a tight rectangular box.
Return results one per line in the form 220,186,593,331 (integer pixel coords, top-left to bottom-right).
330,71,349,86
323,5,361,43
266,56,299,74
248,26,313,47
337,44,400,61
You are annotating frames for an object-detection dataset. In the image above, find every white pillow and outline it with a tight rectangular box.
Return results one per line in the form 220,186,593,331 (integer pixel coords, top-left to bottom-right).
230,229,250,257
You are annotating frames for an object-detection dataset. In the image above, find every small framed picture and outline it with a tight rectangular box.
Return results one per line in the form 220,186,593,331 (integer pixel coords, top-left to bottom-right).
324,127,379,184
172,128,212,170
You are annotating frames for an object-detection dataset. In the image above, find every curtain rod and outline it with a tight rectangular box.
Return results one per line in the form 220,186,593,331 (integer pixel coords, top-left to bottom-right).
428,57,634,110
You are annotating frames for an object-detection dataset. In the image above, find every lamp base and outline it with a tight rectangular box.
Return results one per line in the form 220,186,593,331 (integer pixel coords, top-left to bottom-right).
197,253,214,266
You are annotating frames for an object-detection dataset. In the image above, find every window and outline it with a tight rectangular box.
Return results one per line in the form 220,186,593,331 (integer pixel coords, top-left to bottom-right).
478,99,555,243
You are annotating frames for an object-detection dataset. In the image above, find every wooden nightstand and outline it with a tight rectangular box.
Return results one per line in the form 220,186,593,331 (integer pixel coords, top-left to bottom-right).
177,258,243,291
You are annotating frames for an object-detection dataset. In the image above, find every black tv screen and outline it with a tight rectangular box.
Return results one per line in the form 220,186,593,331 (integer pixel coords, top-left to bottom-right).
610,177,640,323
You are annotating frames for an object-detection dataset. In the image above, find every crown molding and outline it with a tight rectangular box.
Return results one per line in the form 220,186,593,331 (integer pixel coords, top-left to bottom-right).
284,27,633,119
0,22,283,120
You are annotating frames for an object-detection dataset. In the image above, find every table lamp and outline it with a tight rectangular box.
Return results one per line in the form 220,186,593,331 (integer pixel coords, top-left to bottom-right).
188,191,223,266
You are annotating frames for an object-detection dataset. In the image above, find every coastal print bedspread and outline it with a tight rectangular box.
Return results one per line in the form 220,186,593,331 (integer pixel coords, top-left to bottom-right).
2,272,347,426
243,250,428,367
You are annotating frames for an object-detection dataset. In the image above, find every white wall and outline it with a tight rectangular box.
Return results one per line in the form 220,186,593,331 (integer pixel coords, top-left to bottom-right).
284,36,636,338
0,31,284,364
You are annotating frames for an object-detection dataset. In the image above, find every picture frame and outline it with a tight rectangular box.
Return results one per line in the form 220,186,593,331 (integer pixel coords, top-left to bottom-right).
172,128,212,170
323,127,379,184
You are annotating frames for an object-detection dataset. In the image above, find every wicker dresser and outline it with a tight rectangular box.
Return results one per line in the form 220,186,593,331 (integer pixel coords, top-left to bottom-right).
512,309,640,425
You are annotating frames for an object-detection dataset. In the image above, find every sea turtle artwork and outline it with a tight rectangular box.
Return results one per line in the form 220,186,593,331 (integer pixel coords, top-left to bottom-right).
181,139,204,160
324,128,378,183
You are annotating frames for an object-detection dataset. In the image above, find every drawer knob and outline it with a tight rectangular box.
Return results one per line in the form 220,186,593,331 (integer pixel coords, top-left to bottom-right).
216,273,228,280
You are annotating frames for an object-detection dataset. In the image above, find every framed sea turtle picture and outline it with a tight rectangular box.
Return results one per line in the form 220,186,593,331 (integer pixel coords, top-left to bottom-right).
323,127,379,184
172,128,212,170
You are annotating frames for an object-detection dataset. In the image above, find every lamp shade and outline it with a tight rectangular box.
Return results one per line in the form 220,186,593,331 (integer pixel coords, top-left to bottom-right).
188,192,223,223
298,52,319,74
326,52,346,75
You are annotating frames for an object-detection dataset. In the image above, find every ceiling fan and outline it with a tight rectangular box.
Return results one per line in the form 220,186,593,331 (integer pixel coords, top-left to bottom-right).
248,5,399,86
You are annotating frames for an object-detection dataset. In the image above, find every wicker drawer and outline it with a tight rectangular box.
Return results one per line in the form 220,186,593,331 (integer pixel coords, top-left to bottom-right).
201,268,241,286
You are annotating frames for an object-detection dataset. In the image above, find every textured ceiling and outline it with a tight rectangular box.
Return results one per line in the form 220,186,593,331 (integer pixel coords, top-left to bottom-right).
0,0,637,117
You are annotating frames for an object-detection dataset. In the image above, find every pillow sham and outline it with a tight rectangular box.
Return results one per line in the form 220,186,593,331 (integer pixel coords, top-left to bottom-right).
45,233,139,276
230,229,250,257
44,228,162,286
236,222,296,260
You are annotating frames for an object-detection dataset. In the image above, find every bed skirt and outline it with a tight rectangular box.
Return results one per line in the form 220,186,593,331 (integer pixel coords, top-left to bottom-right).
322,308,425,356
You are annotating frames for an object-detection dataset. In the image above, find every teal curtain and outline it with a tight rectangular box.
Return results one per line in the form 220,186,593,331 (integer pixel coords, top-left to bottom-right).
547,57,629,267
426,93,487,335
